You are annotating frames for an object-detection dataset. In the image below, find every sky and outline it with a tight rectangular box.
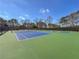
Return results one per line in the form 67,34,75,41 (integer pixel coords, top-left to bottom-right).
0,0,79,23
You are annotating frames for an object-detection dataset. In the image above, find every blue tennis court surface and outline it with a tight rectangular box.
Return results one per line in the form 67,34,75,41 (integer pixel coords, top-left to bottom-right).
15,31,49,40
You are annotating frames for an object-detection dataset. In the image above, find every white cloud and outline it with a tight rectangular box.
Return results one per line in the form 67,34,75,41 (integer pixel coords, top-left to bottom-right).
0,14,10,19
40,8,50,14
18,16,25,20
46,9,50,13
5,16,9,18
25,14,29,17
18,14,30,19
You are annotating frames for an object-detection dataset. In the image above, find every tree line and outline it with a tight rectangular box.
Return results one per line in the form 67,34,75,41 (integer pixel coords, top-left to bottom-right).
59,10,79,31
0,10,79,32
0,16,55,31
60,11,79,27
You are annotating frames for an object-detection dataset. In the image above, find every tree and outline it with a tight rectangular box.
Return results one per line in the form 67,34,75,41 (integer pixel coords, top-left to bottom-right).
8,18,18,30
69,11,79,27
59,16,69,27
69,13,75,27
34,18,43,24
59,11,79,27
0,17,4,34
0,17,5,24
0,17,8,34
73,11,79,26
46,16,52,24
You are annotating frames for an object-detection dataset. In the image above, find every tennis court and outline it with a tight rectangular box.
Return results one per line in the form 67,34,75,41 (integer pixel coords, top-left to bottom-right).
0,31,79,59
16,30,49,40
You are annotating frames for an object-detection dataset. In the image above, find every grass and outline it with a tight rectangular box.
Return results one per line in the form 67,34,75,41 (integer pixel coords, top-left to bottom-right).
0,31,79,59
